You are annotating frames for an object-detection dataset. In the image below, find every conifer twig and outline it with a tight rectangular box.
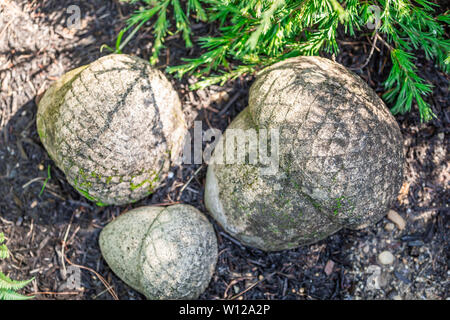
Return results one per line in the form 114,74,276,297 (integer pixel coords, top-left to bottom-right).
349,31,378,70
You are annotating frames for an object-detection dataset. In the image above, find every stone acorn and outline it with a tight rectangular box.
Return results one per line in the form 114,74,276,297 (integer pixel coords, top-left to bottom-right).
36,54,187,205
205,56,404,251
99,204,218,300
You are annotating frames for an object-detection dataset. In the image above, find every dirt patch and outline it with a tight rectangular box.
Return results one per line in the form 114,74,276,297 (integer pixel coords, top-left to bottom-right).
0,0,448,300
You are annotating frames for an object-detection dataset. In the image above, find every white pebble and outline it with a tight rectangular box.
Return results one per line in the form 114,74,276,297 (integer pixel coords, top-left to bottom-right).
378,251,395,265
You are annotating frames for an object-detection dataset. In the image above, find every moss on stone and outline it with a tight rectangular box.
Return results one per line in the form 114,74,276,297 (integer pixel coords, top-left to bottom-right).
205,56,404,251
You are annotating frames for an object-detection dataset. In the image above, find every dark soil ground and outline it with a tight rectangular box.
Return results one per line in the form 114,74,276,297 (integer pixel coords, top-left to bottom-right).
0,0,448,300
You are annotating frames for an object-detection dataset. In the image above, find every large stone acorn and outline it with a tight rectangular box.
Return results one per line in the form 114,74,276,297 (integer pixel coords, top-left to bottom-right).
37,54,187,205
205,56,404,251
99,204,218,300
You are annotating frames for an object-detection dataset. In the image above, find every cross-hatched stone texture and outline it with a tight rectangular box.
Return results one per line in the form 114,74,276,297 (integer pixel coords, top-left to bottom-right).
37,54,187,205
99,204,218,299
205,56,404,251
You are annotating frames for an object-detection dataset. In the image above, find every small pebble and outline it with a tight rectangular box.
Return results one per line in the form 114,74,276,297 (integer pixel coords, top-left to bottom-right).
30,200,38,209
387,210,406,230
385,223,395,231
378,251,395,265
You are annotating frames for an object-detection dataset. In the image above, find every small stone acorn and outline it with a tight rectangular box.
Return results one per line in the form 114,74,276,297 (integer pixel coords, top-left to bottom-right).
37,54,187,205
205,56,404,251
99,204,218,300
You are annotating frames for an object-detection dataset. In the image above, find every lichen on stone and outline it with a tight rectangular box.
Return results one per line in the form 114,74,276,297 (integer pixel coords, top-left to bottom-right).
37,54,188,205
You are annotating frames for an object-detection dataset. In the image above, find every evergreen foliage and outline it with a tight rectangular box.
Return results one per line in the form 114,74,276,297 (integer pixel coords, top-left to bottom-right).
117,0,449,121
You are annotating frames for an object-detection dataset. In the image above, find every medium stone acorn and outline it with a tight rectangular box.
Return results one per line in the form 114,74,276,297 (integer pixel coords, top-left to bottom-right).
99,204,218,300
37,54,187,205
205,56,404,251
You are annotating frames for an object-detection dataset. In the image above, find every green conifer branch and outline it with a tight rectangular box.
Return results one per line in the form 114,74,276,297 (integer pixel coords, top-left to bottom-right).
117,0,449,121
